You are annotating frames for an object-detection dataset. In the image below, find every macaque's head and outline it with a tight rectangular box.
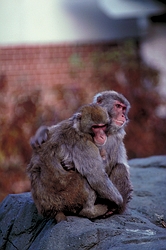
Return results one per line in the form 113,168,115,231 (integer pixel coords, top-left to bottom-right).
74,104,110,146
93,90,130,132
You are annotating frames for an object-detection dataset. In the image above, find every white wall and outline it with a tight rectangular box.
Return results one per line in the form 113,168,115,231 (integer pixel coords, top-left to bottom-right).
0,0,141,45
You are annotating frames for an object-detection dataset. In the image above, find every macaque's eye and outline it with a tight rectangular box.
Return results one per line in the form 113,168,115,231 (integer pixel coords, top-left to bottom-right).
115,104,121,109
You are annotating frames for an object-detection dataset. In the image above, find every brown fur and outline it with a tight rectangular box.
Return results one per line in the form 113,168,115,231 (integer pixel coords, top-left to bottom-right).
28,154,88,218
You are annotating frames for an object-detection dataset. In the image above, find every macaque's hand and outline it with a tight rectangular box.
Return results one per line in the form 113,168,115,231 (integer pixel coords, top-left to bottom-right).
30,126,48,148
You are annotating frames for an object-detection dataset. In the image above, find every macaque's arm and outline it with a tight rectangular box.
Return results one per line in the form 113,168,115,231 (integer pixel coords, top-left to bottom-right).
73,142,123,206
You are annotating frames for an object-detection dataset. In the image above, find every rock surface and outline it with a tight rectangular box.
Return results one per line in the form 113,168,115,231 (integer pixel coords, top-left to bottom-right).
0,155,166,250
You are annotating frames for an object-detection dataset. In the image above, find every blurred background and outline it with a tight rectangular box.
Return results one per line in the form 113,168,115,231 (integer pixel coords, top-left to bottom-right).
0,0,166,201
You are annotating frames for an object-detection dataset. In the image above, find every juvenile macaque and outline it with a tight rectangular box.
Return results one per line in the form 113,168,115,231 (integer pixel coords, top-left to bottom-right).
28,104,123,222
29,90,133,220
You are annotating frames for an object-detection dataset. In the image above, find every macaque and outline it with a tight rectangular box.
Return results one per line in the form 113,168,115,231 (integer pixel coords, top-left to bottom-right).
28,104,123,222
93,91,132,213
29,90,133,220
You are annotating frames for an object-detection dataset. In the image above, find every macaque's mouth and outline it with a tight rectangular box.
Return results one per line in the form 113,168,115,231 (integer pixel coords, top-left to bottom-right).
113,119,125,126
92,124,108,146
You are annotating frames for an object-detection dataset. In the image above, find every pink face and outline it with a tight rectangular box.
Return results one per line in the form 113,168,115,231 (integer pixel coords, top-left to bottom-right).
112,101,127,127
92,124,107,146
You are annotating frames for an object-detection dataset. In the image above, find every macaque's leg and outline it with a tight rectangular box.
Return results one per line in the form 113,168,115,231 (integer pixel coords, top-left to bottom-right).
79,203,108,219
96,163,133,217
109,163,133,214
79,181,108,219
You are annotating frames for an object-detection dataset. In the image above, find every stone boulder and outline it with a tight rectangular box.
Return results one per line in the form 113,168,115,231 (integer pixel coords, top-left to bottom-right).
0,155,166,250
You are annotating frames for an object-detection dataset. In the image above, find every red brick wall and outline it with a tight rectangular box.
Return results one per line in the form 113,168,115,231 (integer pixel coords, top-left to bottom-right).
0,43,112,98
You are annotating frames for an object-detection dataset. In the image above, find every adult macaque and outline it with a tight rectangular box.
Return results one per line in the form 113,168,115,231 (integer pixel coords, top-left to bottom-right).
93,91,132,213
28,104,123,222
29,90,133,219
93,90,130,172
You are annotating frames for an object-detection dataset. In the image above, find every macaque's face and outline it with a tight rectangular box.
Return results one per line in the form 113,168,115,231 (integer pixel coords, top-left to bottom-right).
92,124,107,146
79,105,109,147
94,91,130,131
112,101,128,127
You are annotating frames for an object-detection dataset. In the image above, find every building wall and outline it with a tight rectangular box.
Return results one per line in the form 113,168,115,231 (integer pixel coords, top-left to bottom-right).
0,43,113,111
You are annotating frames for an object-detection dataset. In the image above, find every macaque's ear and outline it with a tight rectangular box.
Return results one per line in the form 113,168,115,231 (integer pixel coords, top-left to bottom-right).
74,112,82,120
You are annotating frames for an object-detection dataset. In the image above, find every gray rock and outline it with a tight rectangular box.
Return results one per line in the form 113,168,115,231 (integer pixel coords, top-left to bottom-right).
0,155,166,250
129,155,166,225
129,155,166,168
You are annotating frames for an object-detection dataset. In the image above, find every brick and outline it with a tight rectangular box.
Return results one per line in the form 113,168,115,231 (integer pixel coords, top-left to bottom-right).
0,42,115,108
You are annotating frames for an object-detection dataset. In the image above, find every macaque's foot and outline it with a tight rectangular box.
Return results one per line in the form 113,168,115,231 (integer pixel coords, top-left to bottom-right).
79,204,108,219
102,208,117,218
55,212,67,223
